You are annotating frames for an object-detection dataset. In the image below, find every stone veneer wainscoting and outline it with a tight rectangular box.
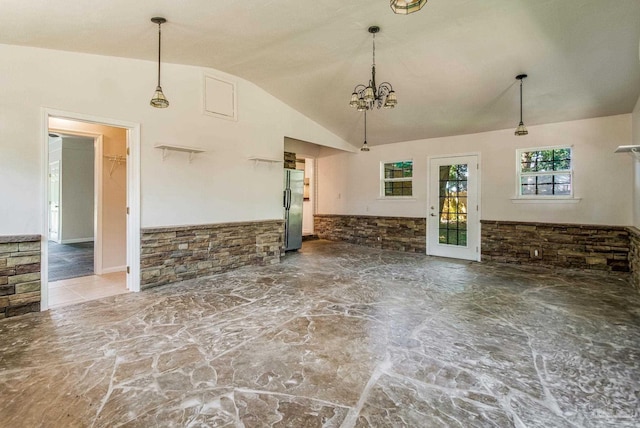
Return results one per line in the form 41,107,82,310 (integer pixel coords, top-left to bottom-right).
628,227,640,292
481,220,629,272
140,220,283,289
314,214,426,253
0,235,41,318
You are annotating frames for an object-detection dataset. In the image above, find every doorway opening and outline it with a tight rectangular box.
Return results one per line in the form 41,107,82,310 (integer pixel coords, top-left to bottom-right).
295,157,316,238
284,137,320,249
42,109,141,310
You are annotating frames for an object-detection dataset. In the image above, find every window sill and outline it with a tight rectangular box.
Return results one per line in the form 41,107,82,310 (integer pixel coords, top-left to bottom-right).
377,197,417,201
511,197,581,204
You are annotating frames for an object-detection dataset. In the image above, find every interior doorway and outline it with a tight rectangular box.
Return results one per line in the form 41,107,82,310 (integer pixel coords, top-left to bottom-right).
295,157,316,237
427,154,480,261
41,109,141,310
47,132,96,282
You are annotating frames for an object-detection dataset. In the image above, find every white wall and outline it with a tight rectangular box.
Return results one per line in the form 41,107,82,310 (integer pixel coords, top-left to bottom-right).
0,43,354,235
318,115,633,226
59,137,94,242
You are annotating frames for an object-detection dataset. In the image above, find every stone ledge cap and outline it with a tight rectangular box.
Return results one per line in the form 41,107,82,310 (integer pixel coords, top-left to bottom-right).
0,235,41,244
142,219,284,234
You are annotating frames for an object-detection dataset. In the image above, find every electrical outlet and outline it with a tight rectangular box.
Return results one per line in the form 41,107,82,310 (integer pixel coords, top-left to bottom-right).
530,248,543,259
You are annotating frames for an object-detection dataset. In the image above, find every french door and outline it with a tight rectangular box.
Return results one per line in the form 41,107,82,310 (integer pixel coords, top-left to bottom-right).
427,155,479,261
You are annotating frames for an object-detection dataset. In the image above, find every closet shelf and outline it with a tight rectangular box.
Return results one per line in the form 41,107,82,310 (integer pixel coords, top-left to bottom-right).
104,154,126,177
155,144,205,163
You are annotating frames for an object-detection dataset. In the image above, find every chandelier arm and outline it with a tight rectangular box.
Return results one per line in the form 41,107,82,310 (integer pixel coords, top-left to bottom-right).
377,82,393,97
353,84,368,95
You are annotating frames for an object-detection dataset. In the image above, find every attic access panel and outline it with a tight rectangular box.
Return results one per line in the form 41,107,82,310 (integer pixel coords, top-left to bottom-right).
204,75,237,121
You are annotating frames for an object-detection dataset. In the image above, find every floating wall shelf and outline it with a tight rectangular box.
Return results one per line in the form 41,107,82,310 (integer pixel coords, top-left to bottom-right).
614,145,640,160
155,144,205,163
248,156,283,166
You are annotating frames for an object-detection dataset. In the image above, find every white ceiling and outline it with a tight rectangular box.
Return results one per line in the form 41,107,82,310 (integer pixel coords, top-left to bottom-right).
2,0,640,146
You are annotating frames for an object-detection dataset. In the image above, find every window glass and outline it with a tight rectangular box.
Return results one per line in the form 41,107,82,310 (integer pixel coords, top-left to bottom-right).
518,148,572,197
382,161,413,197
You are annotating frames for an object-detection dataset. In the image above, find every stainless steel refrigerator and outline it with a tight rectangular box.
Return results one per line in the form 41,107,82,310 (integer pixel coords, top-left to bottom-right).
283,169,304,251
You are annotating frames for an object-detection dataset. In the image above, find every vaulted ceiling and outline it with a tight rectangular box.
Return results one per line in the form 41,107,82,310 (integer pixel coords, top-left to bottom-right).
2,0,639,146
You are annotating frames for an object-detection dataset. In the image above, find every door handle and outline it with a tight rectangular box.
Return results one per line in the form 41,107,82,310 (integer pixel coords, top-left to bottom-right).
430,213,436,217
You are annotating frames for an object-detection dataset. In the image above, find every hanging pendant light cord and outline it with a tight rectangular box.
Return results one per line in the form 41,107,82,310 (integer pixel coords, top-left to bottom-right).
372,33,376,67
157,22,162,87
364,109,367,142
519,78,523,124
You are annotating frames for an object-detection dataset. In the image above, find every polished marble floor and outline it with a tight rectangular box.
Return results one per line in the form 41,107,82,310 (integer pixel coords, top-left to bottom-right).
48,272,129,309
1,240,639,427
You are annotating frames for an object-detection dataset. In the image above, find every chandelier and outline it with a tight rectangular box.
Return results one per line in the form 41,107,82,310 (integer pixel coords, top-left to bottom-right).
349,26,397,111
390,0,428,15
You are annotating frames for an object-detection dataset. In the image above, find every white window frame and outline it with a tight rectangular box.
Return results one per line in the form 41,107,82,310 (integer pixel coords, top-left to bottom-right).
380,159,413,198
515,145,574,200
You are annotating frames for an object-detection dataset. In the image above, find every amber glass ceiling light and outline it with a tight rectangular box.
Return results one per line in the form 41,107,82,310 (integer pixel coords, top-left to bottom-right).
349,26,397,112
150,17,169,108
514,74,528,136
390,0,428,15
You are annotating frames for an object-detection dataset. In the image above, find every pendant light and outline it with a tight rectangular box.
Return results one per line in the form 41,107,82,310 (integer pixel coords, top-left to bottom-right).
360,110,370,152
150,17,169,108
514,74,528,136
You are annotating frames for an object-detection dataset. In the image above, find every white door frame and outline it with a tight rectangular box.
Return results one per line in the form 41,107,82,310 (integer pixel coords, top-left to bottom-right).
41,108,141,311
426,153,481,261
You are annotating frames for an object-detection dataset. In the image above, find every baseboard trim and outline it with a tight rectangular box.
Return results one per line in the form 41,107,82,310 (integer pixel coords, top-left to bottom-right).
60,238,95,244
101,265,126,274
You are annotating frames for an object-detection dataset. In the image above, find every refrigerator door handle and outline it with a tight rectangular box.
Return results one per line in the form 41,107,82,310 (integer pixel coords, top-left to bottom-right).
283,189,287,208
286,188,292,210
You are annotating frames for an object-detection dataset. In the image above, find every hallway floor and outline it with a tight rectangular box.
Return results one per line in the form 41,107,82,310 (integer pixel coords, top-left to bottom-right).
1,240,638,427
48,240,94,281
48,271,129,309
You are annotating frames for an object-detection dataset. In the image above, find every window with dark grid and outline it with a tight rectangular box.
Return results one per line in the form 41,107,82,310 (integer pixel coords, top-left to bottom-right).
382,161,413,197
519,148,572,196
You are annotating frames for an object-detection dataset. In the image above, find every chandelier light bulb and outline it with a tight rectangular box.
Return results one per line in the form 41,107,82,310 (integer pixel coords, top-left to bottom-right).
349,92,359,108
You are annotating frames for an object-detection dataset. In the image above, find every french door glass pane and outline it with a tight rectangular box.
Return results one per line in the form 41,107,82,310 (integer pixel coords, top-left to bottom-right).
438,164,468,246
